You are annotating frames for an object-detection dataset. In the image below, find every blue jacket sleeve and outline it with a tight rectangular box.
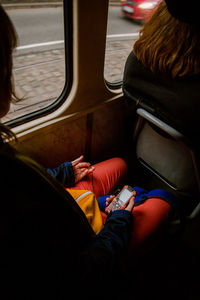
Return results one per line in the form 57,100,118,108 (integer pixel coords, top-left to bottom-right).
46,161,75,187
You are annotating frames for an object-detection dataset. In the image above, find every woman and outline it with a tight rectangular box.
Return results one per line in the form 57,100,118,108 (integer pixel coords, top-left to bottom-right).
123,0,200,148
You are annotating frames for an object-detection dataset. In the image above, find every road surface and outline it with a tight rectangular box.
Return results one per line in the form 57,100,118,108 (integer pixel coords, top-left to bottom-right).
6,6,141,48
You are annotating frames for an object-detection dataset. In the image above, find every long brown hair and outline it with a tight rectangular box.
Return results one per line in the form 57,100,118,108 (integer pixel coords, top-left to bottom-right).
134,1,200,78
0,5,18,142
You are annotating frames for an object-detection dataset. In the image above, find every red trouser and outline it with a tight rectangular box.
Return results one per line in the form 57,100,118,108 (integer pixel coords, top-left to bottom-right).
70,157,171,247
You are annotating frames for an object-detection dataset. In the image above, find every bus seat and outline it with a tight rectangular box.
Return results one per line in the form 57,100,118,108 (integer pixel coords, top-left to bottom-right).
0,145,95,298
133,108,200,218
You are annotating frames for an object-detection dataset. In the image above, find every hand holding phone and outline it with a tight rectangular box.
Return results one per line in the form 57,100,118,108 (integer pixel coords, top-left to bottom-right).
105,185,136,213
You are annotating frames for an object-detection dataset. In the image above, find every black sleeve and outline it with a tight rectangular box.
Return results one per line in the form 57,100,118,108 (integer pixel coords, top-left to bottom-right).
79,210,133,284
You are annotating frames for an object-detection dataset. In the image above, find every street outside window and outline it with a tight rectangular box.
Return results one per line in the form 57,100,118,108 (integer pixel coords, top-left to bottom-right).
105,0,151,85
2,0,146,121
2,0,65,123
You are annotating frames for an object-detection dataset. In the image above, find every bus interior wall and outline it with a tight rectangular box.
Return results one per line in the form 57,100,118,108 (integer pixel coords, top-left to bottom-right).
14,97,136,171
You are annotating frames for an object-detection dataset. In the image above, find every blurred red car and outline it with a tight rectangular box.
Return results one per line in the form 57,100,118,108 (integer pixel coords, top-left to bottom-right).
121,0,161,22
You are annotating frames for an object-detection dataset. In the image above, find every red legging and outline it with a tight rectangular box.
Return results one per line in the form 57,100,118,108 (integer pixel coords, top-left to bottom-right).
70,157,127,197
70,157,171,247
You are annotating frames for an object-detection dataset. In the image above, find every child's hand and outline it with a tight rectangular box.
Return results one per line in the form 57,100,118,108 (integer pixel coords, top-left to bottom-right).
105,195,115,207
124,197,135,212
71,155,95,183
105,195,134,212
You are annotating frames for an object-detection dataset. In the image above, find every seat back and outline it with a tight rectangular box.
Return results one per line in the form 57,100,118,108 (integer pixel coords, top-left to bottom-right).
0,142,95,298
134,108,200,217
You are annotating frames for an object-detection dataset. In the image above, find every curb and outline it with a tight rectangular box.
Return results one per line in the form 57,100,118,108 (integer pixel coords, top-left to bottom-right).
3,2,63,9
3,2,120,10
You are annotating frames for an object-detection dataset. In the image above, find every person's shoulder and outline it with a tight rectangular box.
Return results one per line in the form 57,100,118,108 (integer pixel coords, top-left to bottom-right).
125,51,149,75
126,51,139,65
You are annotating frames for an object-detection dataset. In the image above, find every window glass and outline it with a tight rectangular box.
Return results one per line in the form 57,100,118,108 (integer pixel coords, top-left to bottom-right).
2,1,65,123
105,0,156,85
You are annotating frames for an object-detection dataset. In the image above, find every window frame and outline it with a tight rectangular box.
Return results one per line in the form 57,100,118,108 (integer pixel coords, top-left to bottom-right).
105,79,122,90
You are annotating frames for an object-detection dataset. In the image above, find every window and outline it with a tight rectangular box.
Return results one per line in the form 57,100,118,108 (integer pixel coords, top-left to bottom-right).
2,1,72,125
104,0,142,86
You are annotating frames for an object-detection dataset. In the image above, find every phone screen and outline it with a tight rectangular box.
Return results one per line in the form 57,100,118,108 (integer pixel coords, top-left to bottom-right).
118,188,133,203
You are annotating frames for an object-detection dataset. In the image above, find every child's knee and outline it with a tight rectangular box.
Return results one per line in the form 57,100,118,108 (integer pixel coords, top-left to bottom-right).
110,157,128,176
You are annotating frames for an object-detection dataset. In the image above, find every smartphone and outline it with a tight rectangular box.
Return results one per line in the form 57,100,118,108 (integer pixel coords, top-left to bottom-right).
105,185,136,213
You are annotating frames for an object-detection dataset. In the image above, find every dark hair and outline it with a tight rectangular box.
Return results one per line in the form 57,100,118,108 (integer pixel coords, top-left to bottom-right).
0,5,18,141
134,1,200,78
165,0,200,25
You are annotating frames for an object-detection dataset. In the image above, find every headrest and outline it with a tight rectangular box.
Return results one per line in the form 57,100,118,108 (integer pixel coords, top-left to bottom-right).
165,0,199,25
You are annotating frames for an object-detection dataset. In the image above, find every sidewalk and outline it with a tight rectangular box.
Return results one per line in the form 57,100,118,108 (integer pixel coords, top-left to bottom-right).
3,38,135,122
